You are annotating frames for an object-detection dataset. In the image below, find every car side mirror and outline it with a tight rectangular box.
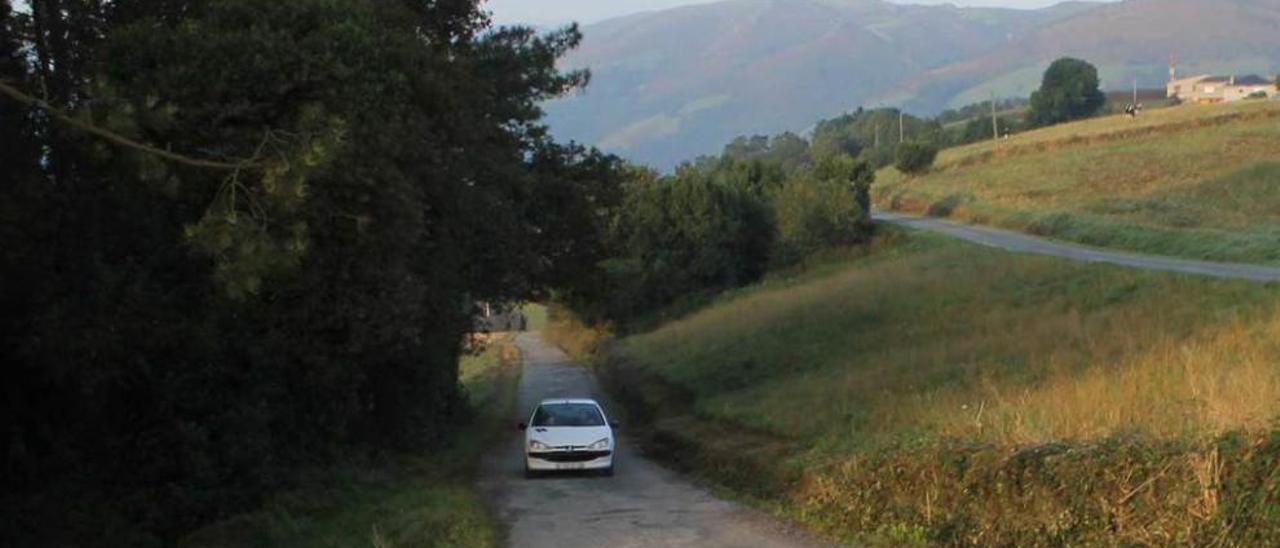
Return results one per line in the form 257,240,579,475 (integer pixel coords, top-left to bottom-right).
517,422,527,431
609,421,620,429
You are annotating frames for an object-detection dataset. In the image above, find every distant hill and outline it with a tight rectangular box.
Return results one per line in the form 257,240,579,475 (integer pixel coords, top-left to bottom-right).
541,0,1280,170
900,0,1280,112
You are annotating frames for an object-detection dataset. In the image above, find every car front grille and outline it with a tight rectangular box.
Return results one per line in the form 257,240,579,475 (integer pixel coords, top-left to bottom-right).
531,450,611,463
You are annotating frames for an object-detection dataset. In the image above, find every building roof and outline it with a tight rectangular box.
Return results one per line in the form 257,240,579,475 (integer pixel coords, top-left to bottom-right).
1234,75,1273,86
1199,75,1273,86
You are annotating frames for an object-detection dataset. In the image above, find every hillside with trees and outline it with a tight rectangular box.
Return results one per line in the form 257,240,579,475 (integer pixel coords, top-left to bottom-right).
543,0,1280,169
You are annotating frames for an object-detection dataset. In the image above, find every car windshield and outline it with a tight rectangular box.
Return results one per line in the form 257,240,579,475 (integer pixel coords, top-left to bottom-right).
531,403,604,427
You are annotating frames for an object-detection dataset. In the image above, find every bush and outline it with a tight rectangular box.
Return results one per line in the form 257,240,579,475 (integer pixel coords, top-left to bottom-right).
895,141,939,175
857,145,896,170
774,175,872,263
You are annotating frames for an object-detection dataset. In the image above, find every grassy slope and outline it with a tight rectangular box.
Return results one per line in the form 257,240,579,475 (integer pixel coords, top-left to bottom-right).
876,100,1280,264
181,336,521,548
603,230,1280,544
618,230,1280,448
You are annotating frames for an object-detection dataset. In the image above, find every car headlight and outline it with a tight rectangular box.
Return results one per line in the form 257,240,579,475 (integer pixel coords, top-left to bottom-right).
587,437,610,451
528,439,551,451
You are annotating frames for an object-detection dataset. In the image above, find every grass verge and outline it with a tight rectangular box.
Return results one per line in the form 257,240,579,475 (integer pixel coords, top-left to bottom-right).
180,335,522,548
590,229,1280,545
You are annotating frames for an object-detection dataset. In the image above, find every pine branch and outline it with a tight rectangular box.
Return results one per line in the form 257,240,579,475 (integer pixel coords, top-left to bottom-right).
0,79,261,171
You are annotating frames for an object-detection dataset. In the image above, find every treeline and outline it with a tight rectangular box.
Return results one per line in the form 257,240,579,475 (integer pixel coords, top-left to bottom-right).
0,0,619,544
563,134,876,326
688,103,1019,189
806,101,1028,167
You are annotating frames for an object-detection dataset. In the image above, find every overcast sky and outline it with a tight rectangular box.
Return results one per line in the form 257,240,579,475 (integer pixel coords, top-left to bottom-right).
484,0,1109,27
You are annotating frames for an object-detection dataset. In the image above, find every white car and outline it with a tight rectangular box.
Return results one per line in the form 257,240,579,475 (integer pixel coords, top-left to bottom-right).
519,398,617,477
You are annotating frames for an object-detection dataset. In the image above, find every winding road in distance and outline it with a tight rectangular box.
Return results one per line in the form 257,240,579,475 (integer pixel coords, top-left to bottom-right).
874,211,1280,283
480,333,825,548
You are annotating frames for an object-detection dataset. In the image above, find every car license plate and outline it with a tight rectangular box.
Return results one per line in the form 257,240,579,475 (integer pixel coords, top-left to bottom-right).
557,462,585,471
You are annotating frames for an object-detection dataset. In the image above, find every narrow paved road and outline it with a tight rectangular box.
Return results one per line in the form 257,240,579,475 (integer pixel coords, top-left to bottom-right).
874,211,1280,282
480,333,823,548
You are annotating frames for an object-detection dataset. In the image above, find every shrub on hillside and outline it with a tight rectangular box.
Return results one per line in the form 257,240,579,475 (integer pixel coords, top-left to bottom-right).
857,145,896,170
774,175,872,264
895,141,938,175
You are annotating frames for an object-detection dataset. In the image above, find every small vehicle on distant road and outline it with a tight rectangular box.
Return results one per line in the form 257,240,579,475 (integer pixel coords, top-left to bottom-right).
519,398,617,477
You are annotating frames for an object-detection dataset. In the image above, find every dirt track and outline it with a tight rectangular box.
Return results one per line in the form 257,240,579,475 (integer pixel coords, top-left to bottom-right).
480,333,824,548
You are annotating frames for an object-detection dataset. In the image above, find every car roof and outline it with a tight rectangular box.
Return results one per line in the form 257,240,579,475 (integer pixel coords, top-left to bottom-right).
538,398,600,406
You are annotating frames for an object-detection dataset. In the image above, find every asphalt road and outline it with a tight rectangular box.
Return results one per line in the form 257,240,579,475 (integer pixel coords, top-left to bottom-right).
480,332,824,548
874,211,1280,282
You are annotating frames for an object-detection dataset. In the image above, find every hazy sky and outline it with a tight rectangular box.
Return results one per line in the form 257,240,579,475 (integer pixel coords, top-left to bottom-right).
485,0,1109,26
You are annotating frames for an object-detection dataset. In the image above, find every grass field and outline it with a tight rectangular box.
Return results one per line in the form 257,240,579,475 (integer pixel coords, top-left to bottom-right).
182,336,521,548
876,100,1280,264
599,229,1280,544
616,230,1280,448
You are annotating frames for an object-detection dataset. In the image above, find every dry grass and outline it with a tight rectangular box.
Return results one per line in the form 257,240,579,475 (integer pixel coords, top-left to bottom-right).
876,100,1280,264
617,231,1280,449
935,100,1280,168
543,304,613,362
915,314,1280,444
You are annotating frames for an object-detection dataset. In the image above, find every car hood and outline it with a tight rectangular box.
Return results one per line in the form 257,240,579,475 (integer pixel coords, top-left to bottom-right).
527,426,612,448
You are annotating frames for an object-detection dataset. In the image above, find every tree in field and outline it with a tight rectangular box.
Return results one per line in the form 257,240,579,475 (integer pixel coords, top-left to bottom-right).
1029,57,1106,126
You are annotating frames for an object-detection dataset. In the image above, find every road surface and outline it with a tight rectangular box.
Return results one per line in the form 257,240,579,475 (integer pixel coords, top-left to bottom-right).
874,211,1280,282
480,333,824,548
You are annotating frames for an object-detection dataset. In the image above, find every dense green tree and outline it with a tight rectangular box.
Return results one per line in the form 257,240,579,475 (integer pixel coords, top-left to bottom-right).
0,0,621,543
723,134,771,158
895,141,939,175
772,153,875,263
774,175,872,263
1029,57,1106,126
768,132,812,174
812,153,875,215
597,172,773,322
709,156,787,197
719,131,811,177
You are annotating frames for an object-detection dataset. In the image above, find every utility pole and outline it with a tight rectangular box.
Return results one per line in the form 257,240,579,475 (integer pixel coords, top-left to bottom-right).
898,110,905,143
991,92,999,143
1133,77,1139,106
874,123,880,148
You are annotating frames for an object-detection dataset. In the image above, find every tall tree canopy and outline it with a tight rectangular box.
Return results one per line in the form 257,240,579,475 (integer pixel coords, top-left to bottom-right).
0,0,620,544
1029,57,1107,127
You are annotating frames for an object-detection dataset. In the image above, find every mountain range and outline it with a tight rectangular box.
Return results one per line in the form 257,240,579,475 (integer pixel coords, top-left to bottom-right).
540,0,1280,170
